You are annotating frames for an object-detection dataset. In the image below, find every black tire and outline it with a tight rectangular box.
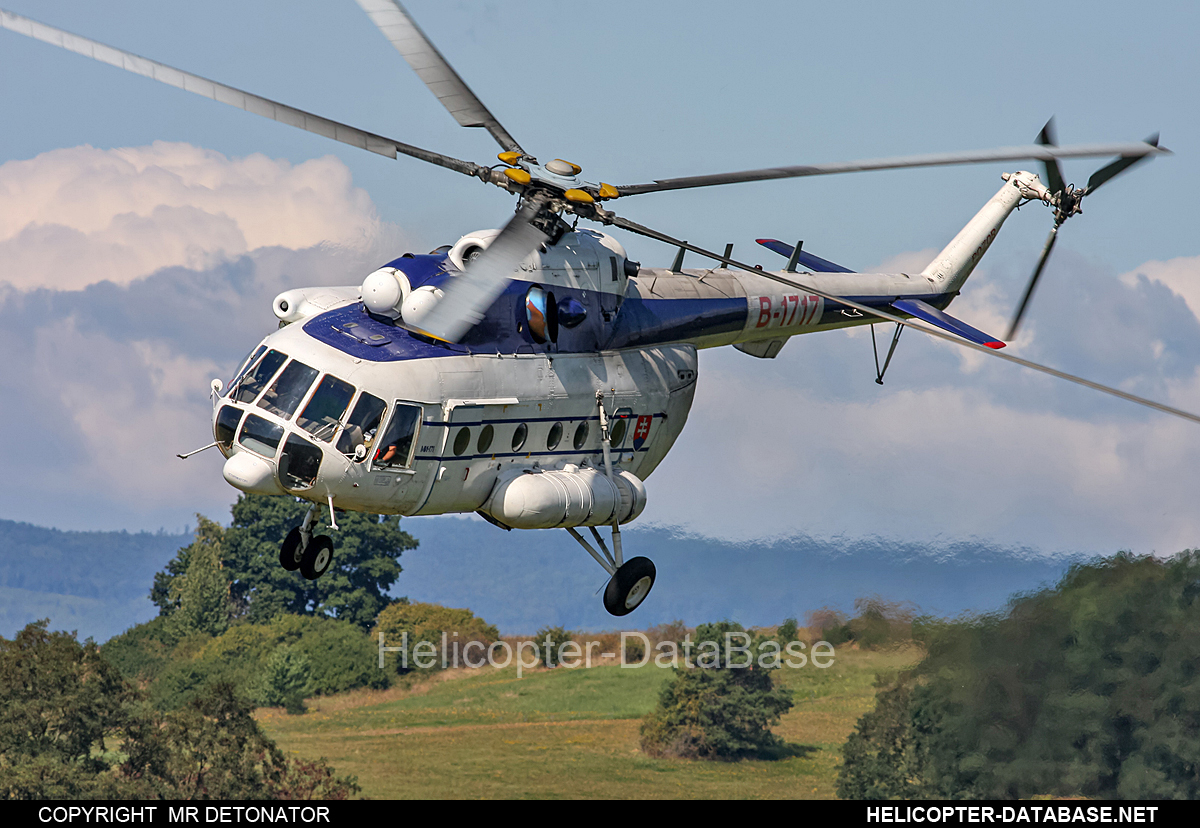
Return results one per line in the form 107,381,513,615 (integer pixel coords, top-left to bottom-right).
603,556,656,616
300,535,334,580
279,527,304,571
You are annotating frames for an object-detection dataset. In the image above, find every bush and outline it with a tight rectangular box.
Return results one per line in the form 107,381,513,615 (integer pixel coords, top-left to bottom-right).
252,645,311,714
839,550,1200,800
139,614,387,711
640,621,793,760
374,600,499,673
534,625,573,667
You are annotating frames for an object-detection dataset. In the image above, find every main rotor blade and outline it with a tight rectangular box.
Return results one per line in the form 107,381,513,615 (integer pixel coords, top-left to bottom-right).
1036,118,1066,195
1086,135,1160,193
1007,226,1059,341
354,0,523,154
407,198,549,342
602,212,1200,427
0,9,484,179
613,141,1167,197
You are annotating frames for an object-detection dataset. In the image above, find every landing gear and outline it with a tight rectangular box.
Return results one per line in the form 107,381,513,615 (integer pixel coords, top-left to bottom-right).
603,556,656,617
562,392,659,617
300,535,334,580
279,527,303,571
279,502,335,580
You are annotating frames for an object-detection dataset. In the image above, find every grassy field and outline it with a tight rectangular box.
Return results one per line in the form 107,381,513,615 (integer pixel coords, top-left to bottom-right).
258,644,920,799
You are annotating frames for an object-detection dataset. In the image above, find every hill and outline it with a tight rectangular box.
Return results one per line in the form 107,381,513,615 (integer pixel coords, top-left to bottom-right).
0,519,190,641
0,512,1087,640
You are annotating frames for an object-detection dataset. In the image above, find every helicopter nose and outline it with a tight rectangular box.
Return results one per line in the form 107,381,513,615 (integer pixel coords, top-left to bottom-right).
222,450,285,496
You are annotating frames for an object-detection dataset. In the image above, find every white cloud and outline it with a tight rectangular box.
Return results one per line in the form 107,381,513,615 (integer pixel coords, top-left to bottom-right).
643,250,1200,555
0,143,406,530
0,142,381,291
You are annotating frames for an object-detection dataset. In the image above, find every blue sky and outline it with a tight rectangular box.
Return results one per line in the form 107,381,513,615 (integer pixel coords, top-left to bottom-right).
2,0,1199,557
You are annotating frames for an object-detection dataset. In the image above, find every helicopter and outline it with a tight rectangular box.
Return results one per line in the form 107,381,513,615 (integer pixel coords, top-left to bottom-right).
0,3,1185,617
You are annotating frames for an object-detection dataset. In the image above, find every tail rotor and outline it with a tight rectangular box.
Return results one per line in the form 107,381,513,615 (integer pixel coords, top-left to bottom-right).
1006,119,1164,341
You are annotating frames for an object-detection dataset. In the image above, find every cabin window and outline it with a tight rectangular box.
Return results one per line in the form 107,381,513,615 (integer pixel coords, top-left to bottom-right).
373,403,422,470
238,413,284,458
609,256,619,282
258,360,319,419
477,424,494,454
453,427,471,456
336,392,388,459
525,285,548,343
609,416,628,447
232,349,287,404
547,422,563,451
279,434,322,490
573,421,589,450
511,423,528,452
297,374,356,442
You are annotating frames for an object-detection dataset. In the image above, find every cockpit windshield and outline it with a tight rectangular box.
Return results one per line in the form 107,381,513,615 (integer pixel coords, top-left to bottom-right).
258,360,318,419
297,375,356,442
232,349,287,404
227,344,266,390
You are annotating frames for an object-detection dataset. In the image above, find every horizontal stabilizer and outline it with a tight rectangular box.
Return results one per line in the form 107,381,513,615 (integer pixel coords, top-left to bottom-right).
891,298,1005,349
755,239,854,273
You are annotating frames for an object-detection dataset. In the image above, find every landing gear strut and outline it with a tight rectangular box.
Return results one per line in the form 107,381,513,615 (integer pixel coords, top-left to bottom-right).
278,502,335,581
565,392,658,617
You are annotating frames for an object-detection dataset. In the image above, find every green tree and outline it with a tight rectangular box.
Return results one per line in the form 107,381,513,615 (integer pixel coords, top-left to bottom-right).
640,621,794,760
839,550,1200,800
0,622,357,799
153,495,417,630
0,622,135,798
163,517,232,640
251,645,312,714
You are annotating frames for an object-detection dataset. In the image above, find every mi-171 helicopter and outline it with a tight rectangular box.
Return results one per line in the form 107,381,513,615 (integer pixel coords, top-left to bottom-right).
1,2,1185,616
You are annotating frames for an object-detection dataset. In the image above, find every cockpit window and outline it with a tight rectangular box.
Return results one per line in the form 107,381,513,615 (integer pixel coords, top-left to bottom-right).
238,413,284,458
258,360,318,420
372,403,422,470
336,392,387,459
227,344,266,392
297,374,355,442
232,349,287,404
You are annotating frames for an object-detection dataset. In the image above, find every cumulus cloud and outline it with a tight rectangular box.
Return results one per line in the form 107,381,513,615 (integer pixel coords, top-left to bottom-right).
0,142,382,291
0,143,407,531
644,250,1200,555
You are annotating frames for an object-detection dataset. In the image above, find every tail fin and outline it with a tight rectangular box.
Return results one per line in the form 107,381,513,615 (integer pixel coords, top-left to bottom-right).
921,171,1048,294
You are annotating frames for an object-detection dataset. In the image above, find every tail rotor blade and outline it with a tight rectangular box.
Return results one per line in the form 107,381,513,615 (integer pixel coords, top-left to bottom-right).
1086,134,1160,193
1007,226,1059,341
405,199,549,342
1037,118,1066,195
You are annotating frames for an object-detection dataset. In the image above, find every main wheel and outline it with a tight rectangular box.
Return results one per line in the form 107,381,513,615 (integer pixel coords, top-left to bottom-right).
603,556,656,616
300,535,334,580
279,527,304,571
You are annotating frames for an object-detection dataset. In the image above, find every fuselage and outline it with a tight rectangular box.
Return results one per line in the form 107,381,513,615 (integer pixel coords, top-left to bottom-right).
213,172,1039,523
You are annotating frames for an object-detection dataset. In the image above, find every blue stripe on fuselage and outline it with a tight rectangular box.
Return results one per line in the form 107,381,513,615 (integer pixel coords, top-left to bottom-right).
604,295,746,349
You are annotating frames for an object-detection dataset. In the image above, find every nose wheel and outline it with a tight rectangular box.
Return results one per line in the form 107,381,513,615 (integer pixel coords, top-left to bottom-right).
278,503,335,580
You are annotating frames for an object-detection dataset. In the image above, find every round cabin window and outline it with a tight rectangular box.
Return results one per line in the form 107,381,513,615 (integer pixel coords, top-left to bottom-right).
610,417,627,446
511,423,528,452
453,426,471,456
547,422,563,450
573,421,589,450
477,424,494,454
